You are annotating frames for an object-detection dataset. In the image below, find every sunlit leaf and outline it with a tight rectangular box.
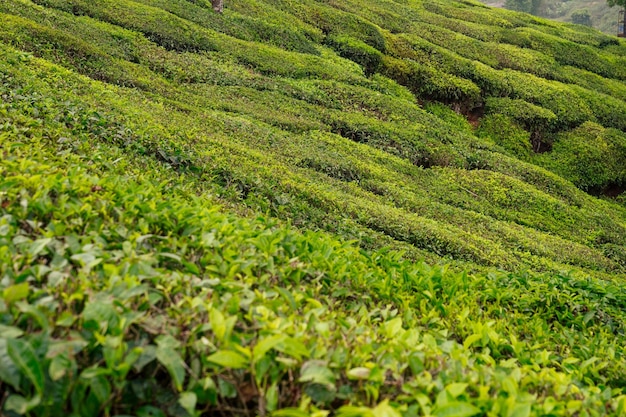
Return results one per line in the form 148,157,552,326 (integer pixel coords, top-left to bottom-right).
346,367,371,380
507,403,531,417
372,400,402,417
3,283,29,304
209,308,226,342
206,350,248,369
253,334,287,363
272,408,310,417
178,391,197,417
434,402,481,417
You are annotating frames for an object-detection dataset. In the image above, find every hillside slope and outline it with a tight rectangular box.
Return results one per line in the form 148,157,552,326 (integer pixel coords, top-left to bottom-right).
1,0,626,415
482,0,620,35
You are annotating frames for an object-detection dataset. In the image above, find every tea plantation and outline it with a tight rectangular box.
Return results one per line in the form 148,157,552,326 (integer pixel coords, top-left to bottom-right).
1,0,626,415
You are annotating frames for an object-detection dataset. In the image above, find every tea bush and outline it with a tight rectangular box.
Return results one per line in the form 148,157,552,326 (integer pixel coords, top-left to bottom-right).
325,35,383,75
537,123,626,191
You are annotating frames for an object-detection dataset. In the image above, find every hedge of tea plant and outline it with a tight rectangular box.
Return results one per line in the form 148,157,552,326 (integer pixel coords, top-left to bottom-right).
2,120,626,416
1,0,626,414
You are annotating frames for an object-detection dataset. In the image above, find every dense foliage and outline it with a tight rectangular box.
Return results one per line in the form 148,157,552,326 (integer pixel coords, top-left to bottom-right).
1,0,626,415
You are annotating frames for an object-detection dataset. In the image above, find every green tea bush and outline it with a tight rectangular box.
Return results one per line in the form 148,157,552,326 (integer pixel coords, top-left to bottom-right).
2,1,626,412
291,3,386,52
224,40,363,80
424,102,474,135
381,55,481,107
571,85,626,131
325,35,383,75
1,152,625,416
412,23,500,68
0,13,167,91
502,70,594,129
501,27,626,80
536,21,619,48
0,0,145,63
414,10,502,42
537,122,626,190
424,0,518,28
328,111,465,168
132,0,321,55
281,78,417,120
33,0,223,52
318,0,413,34
490,42,559,77
555,65,626,102
477,114,533,158
297,155,370,183
485,97,557,135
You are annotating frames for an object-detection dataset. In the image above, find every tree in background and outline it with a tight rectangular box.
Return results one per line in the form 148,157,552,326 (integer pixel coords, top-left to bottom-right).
571,9,592,26
607,0,626,7
505,0,546,15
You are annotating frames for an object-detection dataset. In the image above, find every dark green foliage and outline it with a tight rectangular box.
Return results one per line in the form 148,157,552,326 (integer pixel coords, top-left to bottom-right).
505,0,543,14
571,9,593,27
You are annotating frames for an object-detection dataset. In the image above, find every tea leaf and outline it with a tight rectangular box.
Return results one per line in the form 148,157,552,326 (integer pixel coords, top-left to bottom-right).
7,338,44,395
206,350,249,369
3,283,29,305
434,402,481,417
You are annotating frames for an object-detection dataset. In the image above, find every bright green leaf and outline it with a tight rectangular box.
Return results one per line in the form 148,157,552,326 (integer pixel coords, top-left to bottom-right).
508,403,531,417
0,324,24,339
463,334,482,349
179,391,197,417
373,400,402,417
272,408,310,417
209,308,226,342
446,383,468,398
206,350,249,369
347,367,371,380
253,334,287,363
3,283,29,304
434,401,481,417
336,405,374,417
276,337,309,360
266,383,279,413
383,317,403,338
